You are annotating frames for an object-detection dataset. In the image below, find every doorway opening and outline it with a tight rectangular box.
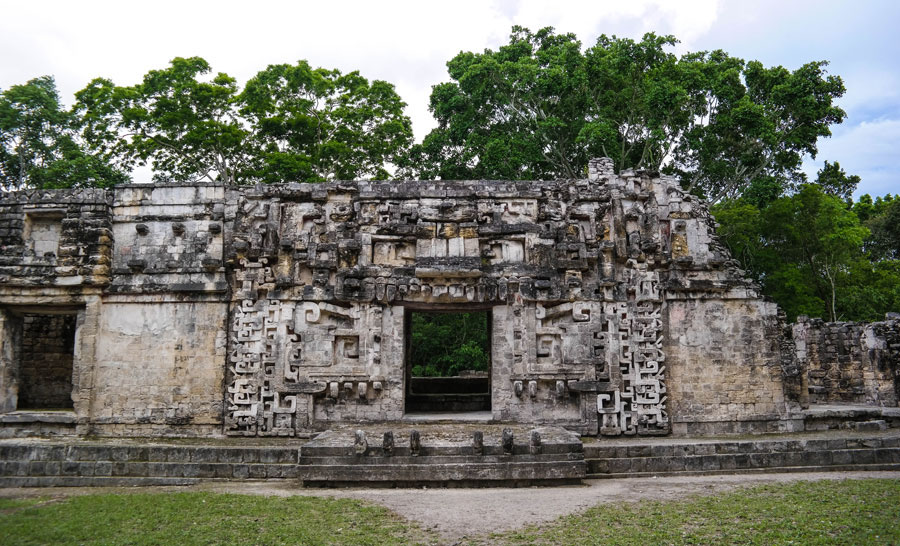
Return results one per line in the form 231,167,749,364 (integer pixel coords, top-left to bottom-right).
404,308,491,415
16,312,77,410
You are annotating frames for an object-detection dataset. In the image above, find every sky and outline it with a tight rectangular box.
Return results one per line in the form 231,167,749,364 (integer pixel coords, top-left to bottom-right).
1,0,897,197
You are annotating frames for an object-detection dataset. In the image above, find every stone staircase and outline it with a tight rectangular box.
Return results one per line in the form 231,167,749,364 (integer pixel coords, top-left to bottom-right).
297,425,584,486
4,427,900,488
0,441,302,487
585,429,900,478
0,424,586,488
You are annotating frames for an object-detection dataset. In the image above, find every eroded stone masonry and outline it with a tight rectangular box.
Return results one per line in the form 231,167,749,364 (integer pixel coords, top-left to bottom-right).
1,158,898,438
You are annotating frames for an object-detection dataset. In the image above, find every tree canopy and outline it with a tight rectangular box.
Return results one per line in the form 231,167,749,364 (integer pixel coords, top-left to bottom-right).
714,186,900,322
402,27,846,205
0,76,127,190
74,57,413,185
241,61,412,183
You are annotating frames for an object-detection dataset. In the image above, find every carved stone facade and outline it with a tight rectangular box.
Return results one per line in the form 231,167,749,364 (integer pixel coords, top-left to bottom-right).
0,159,894,439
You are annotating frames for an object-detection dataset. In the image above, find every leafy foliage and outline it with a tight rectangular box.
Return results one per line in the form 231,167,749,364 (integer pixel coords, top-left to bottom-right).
815,160,860,200
75,57,249,185
405,26,846,205
0,76,127,190
241,62,412,182
74,57,413,185
861,195,900,261
714,185,900,322
409,312,490,377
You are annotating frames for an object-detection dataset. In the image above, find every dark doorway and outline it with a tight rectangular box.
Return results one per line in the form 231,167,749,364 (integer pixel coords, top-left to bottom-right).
17,313,76,410
404,309,491,413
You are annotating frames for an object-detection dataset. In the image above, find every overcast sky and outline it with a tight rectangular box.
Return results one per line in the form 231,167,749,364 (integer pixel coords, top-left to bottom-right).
1,0,897,197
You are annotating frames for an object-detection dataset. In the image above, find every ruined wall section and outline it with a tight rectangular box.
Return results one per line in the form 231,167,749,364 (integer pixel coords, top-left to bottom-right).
108,184,227,295
793,315,900,406
612,163,803,435
0,189,111,424
89,184,228,436
0,188,112,288
1,167,805,438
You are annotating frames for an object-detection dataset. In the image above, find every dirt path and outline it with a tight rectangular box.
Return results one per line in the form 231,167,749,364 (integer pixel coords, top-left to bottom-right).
4,471,900,543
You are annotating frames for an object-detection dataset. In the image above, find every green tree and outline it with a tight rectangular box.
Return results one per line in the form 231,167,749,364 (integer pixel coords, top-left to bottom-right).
400,27,593,180
409,312,490,377
409,27,846,204
0,76,126,190
240,62,413,182
76,57,413,185
75,57,251,185
714,185,874,321
814,160,860,200
762,185,868,321
674,56,846,202
863,196,900,261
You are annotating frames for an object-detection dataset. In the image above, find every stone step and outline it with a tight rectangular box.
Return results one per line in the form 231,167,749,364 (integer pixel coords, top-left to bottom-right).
588,463,900,480
0,460,301,480
0,476,201,487
799,405,900,432
0,425,587,487
584,432,900,477
299,460,585,486
295,425,585,485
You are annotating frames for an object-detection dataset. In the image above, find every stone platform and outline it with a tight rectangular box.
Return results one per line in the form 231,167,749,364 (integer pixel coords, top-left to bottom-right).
585,428,900,478
0,424,585,488
3,426,900,488
298,424,585,486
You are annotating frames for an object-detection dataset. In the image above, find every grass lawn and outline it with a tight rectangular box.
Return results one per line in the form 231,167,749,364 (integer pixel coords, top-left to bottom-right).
0,492,436,545
0,479,898,545
493,479,900,545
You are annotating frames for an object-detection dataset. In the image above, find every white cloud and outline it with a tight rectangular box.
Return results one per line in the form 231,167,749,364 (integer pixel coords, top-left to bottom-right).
837,69,900,119
805,118,900,197
2,0,898,192
0,0,720,142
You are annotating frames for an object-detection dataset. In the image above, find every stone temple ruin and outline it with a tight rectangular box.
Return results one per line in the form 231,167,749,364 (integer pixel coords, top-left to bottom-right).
1,158,898,485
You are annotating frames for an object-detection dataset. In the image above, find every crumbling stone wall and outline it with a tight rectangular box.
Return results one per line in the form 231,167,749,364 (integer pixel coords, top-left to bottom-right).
0,162,834,438
0,188,112,287
84,184,227,436
0,185,225,436
17,314,76,409
0,189,109,424
793,315,900,406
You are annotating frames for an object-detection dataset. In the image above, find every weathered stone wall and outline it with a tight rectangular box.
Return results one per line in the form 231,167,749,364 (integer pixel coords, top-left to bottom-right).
221,159,791,437
108,184,226,295
85,184,228,436
17,313,76,409
89,302,226,436
0,308,23,413
793,315,900,406
0,185,227,437
666,299,796,434
2,162,856,438
0,188,112,287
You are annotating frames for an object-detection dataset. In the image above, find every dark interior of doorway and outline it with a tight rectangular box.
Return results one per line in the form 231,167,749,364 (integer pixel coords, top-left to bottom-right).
17,312,77,410
404,309,491,413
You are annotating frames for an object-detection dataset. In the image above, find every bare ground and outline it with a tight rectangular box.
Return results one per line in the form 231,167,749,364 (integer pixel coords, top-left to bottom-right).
3,471,900,544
